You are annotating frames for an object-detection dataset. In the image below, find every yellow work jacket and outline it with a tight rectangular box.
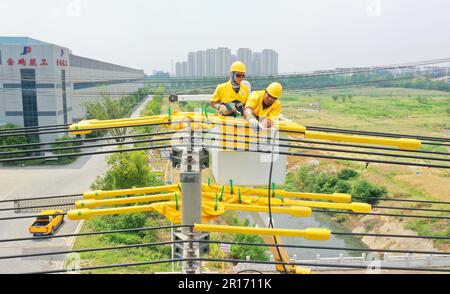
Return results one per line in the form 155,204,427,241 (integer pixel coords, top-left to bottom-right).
211,80,249,105
245,90,281,119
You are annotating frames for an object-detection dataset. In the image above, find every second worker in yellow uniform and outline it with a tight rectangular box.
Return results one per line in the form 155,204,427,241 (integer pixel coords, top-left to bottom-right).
211,61,250,117
244,82,283,129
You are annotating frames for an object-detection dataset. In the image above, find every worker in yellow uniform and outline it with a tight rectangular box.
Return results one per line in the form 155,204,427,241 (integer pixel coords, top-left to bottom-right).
211,61,250,117
244,82,282,129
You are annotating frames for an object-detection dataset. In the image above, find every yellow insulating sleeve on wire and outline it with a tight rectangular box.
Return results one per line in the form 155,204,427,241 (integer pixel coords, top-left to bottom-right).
68,119,99,135
75,193,176,209
278,121,307,133
248,197,371,213
194,224,331,241
68,204,158,220
202,184,352,203
222,203,312,217
293,267,312,274
83,184,180,199
69,117,165,135
255,189,352,203
304,131,421,150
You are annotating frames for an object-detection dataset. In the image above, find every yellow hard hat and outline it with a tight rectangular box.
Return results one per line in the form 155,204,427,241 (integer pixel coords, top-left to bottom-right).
230,61,246,73
266,82,283,99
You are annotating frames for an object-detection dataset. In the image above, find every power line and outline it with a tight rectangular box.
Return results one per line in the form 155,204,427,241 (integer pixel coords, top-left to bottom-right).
371,205,450,213
0,143,178,164
201,130,450,156
0,240,180,261
313,209,450,220
0,136,176,157
0,212,67,221
0,224,445,244
199,240,450,256
352,196,450,205
200,258,450,273
331,231,450,240
193,143,450,169
306,126,450,143
23,257,450,274
0,193,83,204
0,203,75,212
0,224,189,243
1,238,448,263
0,120,188,138
0,130,178,150
197,136,450,163
2,56,448,82
0,123,70,133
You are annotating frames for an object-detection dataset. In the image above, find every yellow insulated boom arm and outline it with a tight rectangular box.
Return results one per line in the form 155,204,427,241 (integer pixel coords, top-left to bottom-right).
194,224,331,241
83,184,180,200
68,112,421,150
247,197,372,213
75,193,177,209
202,184,352,203
67,202,312,221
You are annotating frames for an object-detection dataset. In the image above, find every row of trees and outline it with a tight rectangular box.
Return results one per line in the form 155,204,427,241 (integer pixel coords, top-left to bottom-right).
283,165,387,205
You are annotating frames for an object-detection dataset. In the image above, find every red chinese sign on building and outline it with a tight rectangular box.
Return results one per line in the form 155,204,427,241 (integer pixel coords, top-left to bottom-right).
5,58,64,67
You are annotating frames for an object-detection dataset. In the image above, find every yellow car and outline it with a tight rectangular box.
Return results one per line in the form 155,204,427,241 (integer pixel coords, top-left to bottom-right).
29,210,64,236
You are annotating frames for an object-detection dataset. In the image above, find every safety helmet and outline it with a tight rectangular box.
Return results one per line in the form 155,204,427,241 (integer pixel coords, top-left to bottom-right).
230,61,246,73
266,82,283,99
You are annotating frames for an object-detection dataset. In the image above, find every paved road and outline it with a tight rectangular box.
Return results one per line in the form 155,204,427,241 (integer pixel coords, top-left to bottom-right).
0,95,152,273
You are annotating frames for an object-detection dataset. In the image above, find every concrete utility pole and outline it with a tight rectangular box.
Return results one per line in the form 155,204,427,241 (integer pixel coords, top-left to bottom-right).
173,127,209,274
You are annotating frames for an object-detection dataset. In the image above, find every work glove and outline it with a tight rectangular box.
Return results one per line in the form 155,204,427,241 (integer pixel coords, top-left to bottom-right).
247,117,260,131
217,104,228,115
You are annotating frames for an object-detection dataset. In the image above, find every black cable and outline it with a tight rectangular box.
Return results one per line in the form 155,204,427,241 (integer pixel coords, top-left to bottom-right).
0,125,70,135
199,258,450,273
23,258,181,274
1,238,448,262
313,209,450,220
421,141,450,147
0,120,188,138
23,257,450,274
0,136,176,157
306,126,450,143
0,240,181,260
1,56,449,82
0,203,76,212
332,231,450,240
198,136,450,163
352,196,450,205
372,205,450,213
0,212,67,221
0,130,179,150
0,143,181,163
266,128,288,274
200,130,450,156
0,193,83,204
193,143,450,169
199,240,450,256
0,224,190,243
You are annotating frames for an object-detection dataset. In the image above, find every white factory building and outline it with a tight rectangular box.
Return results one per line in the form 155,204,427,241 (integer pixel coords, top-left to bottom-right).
0,37,144,141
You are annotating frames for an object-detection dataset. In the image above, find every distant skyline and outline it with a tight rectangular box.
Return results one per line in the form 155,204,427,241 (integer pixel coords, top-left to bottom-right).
175,48,278,77
1,0,449,74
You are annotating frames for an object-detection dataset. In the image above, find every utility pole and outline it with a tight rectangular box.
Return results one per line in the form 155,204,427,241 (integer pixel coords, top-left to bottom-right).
173,125,209,274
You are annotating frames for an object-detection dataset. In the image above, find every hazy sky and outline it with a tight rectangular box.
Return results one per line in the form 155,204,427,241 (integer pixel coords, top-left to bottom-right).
1,0,449,74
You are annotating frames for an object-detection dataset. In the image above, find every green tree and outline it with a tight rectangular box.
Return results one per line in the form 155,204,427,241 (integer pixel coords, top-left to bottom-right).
52,135,81,163
83,93,131,141
0,124,28,162
91,150,161,190
231,233,269,261
351,180,387,204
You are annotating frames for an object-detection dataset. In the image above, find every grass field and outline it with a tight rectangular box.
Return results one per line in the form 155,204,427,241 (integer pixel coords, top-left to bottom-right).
282,87,450,250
